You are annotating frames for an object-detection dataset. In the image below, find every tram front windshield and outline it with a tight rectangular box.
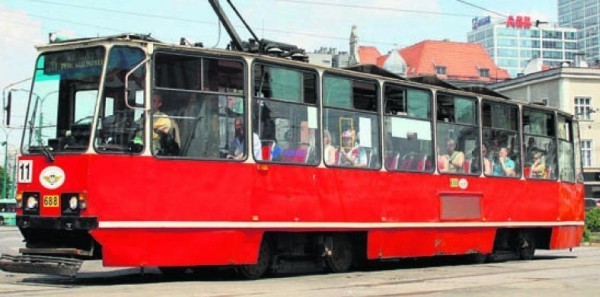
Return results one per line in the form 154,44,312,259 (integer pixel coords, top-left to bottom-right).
23,46,146,155
23,47,106,154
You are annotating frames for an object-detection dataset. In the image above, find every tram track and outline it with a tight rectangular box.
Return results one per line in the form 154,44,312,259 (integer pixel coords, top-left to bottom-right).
1,248,598,296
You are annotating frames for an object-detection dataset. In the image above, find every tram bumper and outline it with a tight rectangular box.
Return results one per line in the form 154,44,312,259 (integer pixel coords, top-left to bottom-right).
0,254,83,277
17,215,98,230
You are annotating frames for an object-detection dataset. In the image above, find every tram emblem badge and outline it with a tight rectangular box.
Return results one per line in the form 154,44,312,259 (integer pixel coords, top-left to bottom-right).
39,166,66,190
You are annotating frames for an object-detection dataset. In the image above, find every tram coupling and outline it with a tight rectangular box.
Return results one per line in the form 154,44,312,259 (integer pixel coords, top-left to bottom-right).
0,254,83,277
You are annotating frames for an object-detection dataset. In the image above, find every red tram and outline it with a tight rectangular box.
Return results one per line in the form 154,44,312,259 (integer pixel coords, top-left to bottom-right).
0,26,584,278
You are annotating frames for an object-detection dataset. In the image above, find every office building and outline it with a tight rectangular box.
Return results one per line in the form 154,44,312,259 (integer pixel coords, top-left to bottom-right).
559,0,600,65
468,16,579,77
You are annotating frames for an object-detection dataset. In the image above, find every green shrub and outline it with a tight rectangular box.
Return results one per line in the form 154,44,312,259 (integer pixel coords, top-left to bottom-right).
585,208,600,233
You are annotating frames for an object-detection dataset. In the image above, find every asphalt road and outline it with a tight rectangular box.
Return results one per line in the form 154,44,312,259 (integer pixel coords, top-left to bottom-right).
1,226,599,297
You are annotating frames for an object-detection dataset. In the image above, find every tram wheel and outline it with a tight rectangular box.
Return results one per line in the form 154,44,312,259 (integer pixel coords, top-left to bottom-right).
236,239,272,280
516,235,535,260
325,235,353,273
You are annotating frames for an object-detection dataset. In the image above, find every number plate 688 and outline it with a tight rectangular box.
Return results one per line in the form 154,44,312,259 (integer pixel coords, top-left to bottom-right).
43,195,59,207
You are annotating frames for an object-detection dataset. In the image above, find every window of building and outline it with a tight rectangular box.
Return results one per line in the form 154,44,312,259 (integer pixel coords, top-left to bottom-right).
435,66,447,75
564,31,577,40
542,51,563,59
565,42,578,49
581,140,593,167
479,68,490,77
497,38,517,47
498,48,518,57
542,41,563,49
543,30,562,39
574,97,593,120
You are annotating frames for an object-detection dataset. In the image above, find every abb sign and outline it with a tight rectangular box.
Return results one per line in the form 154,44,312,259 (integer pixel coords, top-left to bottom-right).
506,15,532,29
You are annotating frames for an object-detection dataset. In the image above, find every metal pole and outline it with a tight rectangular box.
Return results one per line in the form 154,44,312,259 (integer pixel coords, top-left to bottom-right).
10,148,17,198
2,141,7,199
2,78,32,127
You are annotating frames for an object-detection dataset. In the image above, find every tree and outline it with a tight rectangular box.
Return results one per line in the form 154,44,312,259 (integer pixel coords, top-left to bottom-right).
0,165,9,198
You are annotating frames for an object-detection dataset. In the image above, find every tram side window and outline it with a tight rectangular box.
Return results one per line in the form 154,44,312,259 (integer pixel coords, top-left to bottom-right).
436,94,480,175
323,75,380,169
153,53,245,159
252,64,319,165
481,101,520,177
383,86,433,172
523,108,557,180
558,115,575,182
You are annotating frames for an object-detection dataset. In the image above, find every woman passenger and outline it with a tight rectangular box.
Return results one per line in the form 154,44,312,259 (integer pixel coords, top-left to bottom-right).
530,151,547,178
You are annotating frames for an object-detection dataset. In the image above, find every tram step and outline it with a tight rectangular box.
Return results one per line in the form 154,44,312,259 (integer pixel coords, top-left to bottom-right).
0,254,83,277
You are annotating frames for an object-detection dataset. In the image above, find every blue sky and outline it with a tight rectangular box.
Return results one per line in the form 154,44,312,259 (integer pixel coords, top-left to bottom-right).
0,0,557,147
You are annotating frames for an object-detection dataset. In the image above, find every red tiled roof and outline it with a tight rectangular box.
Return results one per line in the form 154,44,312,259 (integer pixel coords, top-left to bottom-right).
358,46,381,65
377,40,510,81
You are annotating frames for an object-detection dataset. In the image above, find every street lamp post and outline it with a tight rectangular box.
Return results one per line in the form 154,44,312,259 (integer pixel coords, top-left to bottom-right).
2,78,32,127
1,140,7,199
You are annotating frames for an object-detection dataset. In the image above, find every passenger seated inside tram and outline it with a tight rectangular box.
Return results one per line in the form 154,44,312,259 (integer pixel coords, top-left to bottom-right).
493,147,516,177
437,146,449,172
323,130,337,165
530,151,547,178
470,143,492,175
227,117,262,160
148,93,180,156
439,139,464,173
339,130,368,168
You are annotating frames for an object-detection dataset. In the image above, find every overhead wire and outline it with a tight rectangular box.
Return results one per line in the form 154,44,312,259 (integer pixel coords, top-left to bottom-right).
0,11,122,33
276,0,479,18
455,0,509,18
19,0,454,46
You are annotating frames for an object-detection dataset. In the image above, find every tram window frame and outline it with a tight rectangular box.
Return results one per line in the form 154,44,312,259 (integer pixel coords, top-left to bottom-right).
152,50,247,160
572,120,584,183
94,45,146,155
557,114,576,183
522,107,558,180
481,100,521,178
322,72,381,170
383,83,434,173
251,62,320,166
436,93,480,176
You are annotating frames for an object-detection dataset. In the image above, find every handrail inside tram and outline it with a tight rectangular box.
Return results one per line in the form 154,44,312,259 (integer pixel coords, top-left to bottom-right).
123,57,149,110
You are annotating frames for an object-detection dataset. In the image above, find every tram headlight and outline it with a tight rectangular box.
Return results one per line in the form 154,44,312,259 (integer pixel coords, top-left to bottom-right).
16,193,23,209
69,196,78,210
26,196,38,209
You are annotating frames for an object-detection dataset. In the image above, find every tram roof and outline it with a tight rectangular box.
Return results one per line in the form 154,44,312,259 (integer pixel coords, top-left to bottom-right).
33,34,574,116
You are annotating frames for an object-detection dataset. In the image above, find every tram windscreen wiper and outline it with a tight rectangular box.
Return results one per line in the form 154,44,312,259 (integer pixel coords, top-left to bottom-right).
29,146,55,162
